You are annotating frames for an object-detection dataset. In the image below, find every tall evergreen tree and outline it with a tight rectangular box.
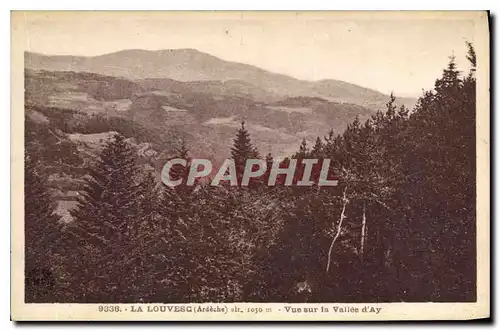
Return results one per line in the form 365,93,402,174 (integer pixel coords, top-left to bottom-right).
71,133,139,233
25,151,62,302
161,140,196,218
157,141,201,301
396,52,476,301
66,133,144,301
230,121,260,184
296,139,308,158
25,151,60,262
231,121,259,167
311,137,323,157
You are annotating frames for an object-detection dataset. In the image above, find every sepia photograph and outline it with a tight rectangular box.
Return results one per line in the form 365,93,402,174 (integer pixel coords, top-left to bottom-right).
10,10,490,321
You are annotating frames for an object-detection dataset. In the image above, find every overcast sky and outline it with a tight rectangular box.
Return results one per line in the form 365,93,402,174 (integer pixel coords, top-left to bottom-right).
20,11,479,97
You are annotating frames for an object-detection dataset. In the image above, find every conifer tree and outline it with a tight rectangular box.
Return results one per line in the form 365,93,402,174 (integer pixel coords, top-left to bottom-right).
231,121,259,167
435,55,461,95
25,151,62,302
296,139,308,158
323,129,337,158
230,121,260,184
127,170,167,301
161,140,196,218
71,133,139,234
396,52,476,301
265,152,273,166
67,133,143,301
25,152,61,262
157,141,201,301
168,140,193,195
311,137,323,158
177,139,189,159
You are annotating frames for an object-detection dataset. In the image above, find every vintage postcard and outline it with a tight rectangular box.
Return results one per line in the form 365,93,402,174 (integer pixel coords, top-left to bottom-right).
11,11,490,321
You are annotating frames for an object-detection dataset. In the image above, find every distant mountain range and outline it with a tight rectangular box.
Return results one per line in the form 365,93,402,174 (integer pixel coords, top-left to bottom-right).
25,49,416,110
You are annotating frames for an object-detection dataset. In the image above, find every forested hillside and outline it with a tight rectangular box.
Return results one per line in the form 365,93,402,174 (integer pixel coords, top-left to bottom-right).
26,49,416,110
25,45,476,303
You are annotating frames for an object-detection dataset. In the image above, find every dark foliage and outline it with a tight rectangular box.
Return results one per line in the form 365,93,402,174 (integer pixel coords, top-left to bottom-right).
24,47,477,303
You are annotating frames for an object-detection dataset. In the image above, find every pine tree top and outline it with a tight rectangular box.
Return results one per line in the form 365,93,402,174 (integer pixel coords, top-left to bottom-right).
265,152,273,164
312,137,323,156
177,140,189,159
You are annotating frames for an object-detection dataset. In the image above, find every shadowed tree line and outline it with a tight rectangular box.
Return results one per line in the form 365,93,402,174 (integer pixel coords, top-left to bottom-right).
25,46,476,303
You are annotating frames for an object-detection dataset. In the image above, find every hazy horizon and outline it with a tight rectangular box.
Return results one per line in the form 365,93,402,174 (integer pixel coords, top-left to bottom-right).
20,11,477,97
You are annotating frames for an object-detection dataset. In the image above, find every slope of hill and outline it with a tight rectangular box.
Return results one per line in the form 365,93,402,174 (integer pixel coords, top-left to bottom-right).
25,69,376,161
25,49,416,110
24,65,394,224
